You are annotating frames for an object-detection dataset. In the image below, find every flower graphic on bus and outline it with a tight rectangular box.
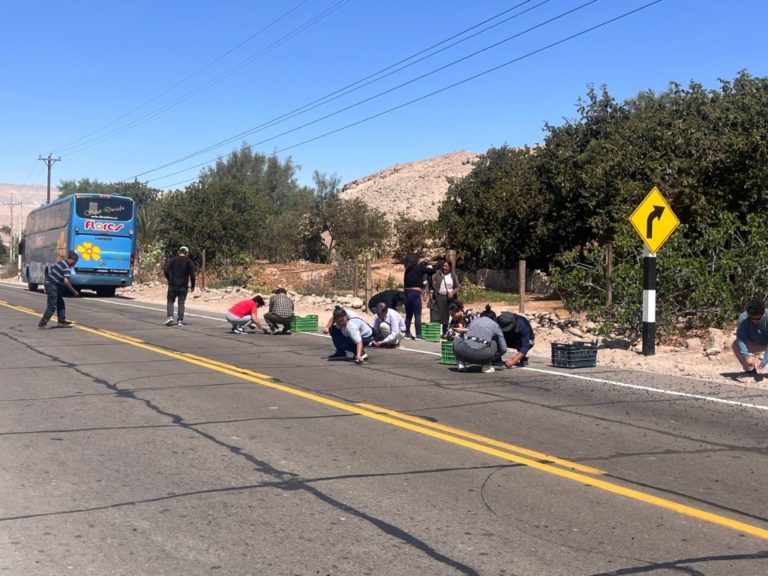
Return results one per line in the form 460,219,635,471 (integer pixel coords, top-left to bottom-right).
76,242,102,261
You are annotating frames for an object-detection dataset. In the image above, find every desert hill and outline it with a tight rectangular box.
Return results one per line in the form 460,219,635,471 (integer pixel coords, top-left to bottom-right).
0,150,480,246
0,184,55,246
338,150,480,222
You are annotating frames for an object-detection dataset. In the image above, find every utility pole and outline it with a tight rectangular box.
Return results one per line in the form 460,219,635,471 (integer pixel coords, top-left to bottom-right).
1,193,22,263
38,153,61,204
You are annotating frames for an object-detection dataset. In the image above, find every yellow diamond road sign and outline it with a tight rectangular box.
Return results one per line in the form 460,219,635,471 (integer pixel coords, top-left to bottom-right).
629,187,680,253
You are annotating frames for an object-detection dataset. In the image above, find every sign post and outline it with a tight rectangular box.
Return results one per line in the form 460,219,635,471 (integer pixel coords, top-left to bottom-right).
629,187,680,356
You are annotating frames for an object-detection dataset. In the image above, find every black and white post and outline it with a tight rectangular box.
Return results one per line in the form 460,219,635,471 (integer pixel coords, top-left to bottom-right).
642,246,656,356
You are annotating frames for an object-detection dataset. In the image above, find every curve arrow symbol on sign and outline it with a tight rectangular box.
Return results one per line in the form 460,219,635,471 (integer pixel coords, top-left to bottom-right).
646,205,665,238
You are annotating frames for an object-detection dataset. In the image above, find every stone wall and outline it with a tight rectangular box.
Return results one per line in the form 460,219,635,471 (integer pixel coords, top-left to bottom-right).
464,267,553,295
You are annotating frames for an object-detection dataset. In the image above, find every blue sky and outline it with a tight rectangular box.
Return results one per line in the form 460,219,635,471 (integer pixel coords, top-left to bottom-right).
2,0,766,191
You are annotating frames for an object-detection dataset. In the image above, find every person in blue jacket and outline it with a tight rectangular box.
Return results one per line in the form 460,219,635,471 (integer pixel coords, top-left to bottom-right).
496,311,535,368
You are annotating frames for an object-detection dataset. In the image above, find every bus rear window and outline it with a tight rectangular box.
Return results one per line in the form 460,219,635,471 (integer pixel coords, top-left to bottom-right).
76,197,132,221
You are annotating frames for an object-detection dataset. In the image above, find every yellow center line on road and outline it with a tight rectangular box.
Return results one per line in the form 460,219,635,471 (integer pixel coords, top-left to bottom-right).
4,299,768,541
356,402,604,475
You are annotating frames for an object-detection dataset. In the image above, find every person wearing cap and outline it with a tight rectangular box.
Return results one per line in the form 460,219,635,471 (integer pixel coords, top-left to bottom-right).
496,311,535,368
38,250,80,329
732,297,768,375
162,246,196,326
264,287,295,335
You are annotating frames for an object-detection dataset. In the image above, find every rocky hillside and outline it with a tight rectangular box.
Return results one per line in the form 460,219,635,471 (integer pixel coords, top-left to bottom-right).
0,184,53,245
339,150,480,222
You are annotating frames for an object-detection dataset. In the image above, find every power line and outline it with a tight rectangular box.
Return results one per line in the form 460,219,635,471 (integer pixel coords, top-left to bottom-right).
155,0,664,190
142,0,603,183
129,0,553,180
55,0,349,157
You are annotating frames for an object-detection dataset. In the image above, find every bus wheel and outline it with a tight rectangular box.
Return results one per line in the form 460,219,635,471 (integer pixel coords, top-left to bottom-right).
27,283,38,292
96,287,116,297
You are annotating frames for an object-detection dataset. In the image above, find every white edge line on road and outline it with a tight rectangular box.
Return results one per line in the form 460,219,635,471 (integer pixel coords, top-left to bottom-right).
522,366,768,411
4,283,768,412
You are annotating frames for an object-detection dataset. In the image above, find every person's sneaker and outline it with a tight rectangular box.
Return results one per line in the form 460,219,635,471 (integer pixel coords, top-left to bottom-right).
58,319,73,326
37,324,49,330
457,361,466,372
248,322,257,330
515,356,529,367
328,350,347,360
176,320,185,327
414,335,424,341
282,329,291,335
164,317,175,326
481,365,495,373
262,327,272,335
355,353,368,365
232,326,245,334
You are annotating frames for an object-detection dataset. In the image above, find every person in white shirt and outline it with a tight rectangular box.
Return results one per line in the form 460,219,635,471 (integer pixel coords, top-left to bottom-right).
430,260,460,337
371,302,405,348
322,306,373,364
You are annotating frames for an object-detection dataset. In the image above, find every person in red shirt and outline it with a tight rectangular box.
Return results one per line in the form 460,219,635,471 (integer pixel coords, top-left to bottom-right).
226,295,270,334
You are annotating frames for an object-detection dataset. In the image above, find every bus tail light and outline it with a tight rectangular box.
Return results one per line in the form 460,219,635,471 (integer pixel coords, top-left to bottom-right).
130,253,136,269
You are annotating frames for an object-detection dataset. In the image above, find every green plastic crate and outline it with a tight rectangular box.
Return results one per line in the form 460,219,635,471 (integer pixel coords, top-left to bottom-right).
440,340,457,365
551,341,597,368
421,322,442,342
291,314,318,332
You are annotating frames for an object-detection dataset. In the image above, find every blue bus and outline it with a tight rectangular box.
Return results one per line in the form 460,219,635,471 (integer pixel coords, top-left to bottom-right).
21,193,136,296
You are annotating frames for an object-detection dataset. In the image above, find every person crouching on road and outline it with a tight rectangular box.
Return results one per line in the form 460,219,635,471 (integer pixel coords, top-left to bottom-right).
371,302,405,348
38,250,80,329
322,306,373,364
368,289,406,315
226,295,270,334
496,311,535,368
452,314,507,373
732,297,768,374
264,287,295,335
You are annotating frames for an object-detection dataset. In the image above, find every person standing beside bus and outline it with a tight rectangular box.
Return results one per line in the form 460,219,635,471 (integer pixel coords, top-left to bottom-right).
38,250,80,329
163,246,196,326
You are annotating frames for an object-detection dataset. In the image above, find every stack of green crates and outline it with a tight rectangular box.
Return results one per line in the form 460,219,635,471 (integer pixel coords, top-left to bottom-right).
421,322,442,342
440,340,457,365
291,314,318,332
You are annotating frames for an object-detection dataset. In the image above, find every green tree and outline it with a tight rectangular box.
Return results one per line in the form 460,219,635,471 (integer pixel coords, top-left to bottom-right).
58,179,160,207
297,171,342,263
0,238,7,266
156,180,268,266
316,197,391,261
437,71,768,334
392,216,432,262
437,145,548,268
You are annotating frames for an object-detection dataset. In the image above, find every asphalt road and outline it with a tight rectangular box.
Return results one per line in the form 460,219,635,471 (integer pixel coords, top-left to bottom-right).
2,283,768,576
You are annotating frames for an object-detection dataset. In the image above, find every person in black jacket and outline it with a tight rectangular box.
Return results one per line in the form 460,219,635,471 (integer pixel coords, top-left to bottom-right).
367,290,406,314
402,254,432,340
496,311,535,368
163,246,196,326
